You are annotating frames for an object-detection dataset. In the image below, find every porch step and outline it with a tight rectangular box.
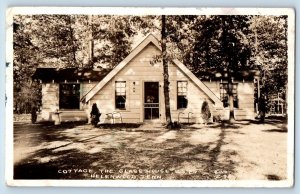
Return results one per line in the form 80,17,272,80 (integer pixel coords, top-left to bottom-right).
138,122,166,131
50,110,88,122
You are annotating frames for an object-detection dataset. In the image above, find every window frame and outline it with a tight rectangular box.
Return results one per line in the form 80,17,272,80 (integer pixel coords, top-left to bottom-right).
219,82,239,108
177,81,188,109
115,81,126,110
59,83,81,110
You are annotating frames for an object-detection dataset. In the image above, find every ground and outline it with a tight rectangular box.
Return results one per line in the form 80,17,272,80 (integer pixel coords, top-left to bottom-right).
13,117,288,180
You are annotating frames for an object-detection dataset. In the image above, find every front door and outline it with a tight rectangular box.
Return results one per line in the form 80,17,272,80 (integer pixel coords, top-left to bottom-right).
144,82,159,120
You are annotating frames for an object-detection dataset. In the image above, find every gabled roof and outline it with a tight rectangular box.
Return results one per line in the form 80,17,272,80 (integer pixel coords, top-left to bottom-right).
82,33,223,107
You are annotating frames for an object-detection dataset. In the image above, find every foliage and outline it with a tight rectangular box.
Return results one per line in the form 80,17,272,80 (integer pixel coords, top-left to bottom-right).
13,80,41,114
13,16,41,114
90,15,159,68
249,16,288,113
167,15,253,77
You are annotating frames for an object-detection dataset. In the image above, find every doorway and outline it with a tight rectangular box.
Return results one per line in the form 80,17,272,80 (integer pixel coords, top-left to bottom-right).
144,82,159,120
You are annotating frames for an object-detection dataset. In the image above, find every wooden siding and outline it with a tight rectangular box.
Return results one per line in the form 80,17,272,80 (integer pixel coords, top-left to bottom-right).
81,82,97,98
235,82,255,120
202,81,221,98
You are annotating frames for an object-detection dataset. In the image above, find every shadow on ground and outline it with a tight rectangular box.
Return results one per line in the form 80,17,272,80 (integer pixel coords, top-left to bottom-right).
13,121,239,180
13,118,287,180
262,127,288,133
98,123,142,129
266,174,281,180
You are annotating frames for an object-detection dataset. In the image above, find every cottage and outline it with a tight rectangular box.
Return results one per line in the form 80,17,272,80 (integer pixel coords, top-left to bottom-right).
33,34,257,124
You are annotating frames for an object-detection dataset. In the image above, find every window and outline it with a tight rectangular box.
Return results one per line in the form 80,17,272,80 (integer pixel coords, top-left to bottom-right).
59,84,80,109
220,83,238,108
115,81,126,109
177,81,188,109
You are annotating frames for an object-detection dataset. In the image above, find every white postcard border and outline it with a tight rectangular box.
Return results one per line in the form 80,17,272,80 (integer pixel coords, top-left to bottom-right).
5,7,295,187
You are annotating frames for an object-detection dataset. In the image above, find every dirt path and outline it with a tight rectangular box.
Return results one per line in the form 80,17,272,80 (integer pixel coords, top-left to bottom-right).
224,121,287,180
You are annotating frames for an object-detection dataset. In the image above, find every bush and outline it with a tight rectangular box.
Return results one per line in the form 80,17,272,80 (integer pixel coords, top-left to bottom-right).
201,100,211,124
213,114,222,122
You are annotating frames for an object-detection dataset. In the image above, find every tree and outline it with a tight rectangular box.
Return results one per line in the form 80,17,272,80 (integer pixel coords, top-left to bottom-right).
13,15,41,114
249,16,288,117
28,15,82,68
90,15,158,69
161,15,173,127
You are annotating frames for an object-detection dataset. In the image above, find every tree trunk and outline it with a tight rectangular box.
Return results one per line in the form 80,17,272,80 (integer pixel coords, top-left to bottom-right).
228,78,235,122
229,94,235,122
89,15,94,68
67,16,77,67
161,15,173,126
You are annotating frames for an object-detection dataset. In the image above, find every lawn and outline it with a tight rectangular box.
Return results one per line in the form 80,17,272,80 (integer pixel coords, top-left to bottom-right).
13,118,287,180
